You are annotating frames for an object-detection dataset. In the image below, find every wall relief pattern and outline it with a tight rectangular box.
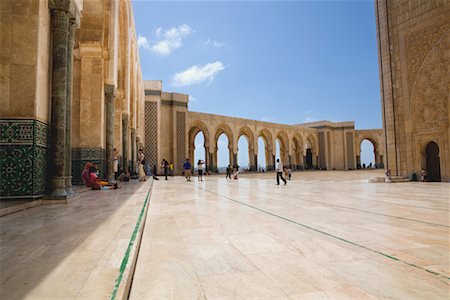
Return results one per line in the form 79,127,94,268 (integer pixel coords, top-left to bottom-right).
406,23,449,93
412,41,448,131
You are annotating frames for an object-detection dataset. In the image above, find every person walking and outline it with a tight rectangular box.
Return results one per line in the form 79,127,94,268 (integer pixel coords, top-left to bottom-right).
197,159,205,181
276,159,287,185
226,165,232,179
183,159,192,182
163,159,169,180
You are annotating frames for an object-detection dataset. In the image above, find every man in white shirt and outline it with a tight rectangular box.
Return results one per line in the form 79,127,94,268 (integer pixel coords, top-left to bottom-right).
276,158,287,185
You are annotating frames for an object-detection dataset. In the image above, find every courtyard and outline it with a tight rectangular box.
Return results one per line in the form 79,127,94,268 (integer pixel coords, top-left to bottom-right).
130,170,449,299
1,170,448,299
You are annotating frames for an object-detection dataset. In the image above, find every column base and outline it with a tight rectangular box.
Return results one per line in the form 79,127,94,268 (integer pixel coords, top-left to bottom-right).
65,176,74,194
49,177,68,199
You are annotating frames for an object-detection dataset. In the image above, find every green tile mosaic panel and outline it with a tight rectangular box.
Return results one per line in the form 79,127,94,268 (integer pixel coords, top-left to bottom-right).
0,119,49,198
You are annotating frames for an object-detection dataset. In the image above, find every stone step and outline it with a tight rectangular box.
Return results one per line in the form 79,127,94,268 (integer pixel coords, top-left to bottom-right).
369,176,410,183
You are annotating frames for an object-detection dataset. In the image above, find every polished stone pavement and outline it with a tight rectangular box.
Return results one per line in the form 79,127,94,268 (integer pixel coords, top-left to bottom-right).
129,170,449,300
0,180,152,299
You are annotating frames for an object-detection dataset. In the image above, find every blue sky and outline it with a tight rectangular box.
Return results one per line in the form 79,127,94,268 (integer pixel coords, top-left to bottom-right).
133,0,381,168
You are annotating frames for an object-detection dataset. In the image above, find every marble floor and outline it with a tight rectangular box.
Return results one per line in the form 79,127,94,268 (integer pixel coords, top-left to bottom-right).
129,170,449,300
0,180,152,300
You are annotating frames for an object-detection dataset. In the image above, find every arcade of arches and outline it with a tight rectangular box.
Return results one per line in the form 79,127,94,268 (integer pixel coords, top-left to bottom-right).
1,0,449,202
142,83,385,175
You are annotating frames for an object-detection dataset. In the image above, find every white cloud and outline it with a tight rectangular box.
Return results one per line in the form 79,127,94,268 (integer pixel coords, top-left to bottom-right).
171,61,225,87
150,24,193,55
189,96,198,103
204,39,226,48
137,35,150,49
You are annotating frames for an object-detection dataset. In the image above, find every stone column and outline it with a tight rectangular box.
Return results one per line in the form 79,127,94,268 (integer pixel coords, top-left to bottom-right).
49,2,70,199
105,84,116,182
64,17,76,194
122,113,130,172
131,128,136,173
253,153,258,171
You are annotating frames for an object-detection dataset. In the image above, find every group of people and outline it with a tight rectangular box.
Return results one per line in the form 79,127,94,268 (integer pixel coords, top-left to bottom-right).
183,159,206,182
83,149,296,188
81,162,119,190
385,168,429,183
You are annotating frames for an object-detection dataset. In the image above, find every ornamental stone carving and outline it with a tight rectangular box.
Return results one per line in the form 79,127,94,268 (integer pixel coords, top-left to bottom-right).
412,41,448,131
406,23,449,93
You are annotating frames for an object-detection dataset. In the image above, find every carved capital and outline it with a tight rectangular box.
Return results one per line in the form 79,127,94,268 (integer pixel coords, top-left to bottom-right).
104,84,116,98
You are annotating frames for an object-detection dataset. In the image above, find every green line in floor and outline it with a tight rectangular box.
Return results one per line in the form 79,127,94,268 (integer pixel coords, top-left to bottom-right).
110,182,153,300
202,187,450,281
235,184,449,228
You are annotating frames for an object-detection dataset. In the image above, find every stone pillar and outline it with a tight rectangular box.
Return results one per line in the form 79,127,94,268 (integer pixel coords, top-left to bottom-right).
254,153,258,171
122,113,129,172
131,128,136,173
64,17,76,194
233,153,238,167
105,84,116,182
49,2,70,199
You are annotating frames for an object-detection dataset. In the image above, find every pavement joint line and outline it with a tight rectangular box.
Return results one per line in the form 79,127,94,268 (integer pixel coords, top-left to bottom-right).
227,184,449,228
201,187,450,281
110,181,153,300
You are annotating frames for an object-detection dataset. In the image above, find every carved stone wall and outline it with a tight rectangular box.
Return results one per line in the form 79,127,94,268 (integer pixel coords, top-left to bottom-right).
376,0,450,181
412,37,448,131
144,101,158,168
176,111,186,172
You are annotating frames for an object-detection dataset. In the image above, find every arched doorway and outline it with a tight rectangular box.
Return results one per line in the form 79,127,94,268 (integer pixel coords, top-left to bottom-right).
360,139,376,168
216,133,230,173
189,122,210,172
426,142,441,182
237,135,250,171
258,129,273,170
194,131,207,171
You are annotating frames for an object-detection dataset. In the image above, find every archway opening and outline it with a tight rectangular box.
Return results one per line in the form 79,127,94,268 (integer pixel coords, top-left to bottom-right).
194,131,206,171
305,140,313,169
426,141,441,182
258,136,267,171
292,137,302,170
276,139,282,162
237,135,250,172
360,139,376,168
217,133,230,173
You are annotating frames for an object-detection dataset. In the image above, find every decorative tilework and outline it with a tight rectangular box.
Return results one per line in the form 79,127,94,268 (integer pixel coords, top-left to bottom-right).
0,119,49,198
144,102,158,168
176,111,186,172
